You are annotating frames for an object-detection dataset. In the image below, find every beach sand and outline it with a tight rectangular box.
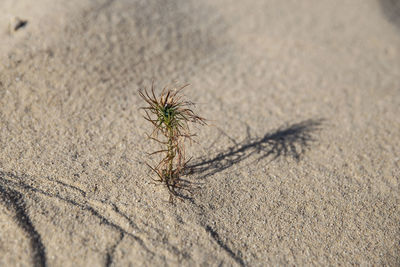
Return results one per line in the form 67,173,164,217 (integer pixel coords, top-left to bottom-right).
1,0,399,265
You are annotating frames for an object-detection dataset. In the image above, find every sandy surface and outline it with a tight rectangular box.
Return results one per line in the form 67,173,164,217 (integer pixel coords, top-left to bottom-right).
1,0,399,266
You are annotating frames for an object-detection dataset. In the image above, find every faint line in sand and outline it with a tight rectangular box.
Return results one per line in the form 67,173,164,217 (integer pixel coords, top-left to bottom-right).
0,185,47,267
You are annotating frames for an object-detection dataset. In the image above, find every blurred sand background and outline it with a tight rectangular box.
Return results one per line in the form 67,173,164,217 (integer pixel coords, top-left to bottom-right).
1,0,399,266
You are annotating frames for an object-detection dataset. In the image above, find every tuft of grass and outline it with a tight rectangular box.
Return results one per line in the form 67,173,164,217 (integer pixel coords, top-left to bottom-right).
139,83,206,201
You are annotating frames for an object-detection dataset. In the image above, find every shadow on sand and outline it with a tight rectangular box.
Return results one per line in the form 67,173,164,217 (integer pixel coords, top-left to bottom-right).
186,118,325,179
379,0,400,32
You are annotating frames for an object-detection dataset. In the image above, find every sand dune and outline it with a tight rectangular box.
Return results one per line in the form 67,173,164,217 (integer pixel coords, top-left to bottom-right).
1,0,399,265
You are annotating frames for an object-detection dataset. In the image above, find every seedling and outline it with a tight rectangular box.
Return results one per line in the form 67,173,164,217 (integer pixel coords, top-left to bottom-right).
139,83,206,200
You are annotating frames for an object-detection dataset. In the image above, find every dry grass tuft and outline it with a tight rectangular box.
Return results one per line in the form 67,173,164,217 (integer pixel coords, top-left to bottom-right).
139,82,206,201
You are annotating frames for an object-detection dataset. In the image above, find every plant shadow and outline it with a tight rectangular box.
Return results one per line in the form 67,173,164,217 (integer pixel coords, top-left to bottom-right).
379,0,400,33
186,118,325,179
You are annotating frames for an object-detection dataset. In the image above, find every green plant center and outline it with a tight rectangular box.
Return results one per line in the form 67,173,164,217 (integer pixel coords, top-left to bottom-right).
163,106,175,121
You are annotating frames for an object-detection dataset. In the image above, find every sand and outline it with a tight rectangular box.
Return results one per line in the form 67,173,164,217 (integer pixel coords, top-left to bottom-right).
0,0,399,266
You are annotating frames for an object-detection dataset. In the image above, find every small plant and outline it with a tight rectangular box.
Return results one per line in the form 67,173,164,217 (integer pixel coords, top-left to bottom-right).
139,83,206,200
